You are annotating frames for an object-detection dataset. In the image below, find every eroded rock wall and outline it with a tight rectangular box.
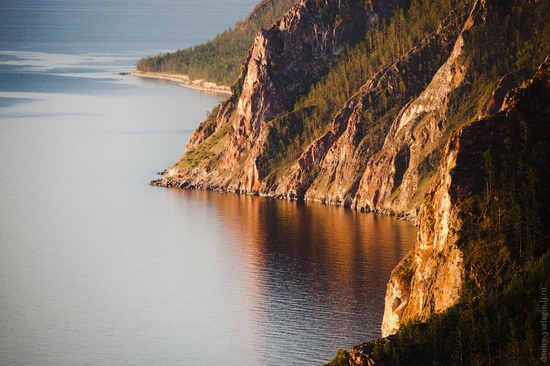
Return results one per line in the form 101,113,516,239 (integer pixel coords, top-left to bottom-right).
380,128,465,336
151,0,403,193
381,63,550,336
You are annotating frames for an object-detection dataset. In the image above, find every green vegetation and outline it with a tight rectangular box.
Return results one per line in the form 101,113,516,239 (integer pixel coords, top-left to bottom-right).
354,250,550,365
258,107,315,173
446,0,550,291
136,0,298,86
459,123,550,290
331,348,351,366
175,109,229,170
444,0,550,134
416,151,441,184
262,0,470,173
467,0,550,80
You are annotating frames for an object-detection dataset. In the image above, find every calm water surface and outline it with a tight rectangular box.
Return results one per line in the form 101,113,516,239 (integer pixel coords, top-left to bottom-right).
0,1,416,364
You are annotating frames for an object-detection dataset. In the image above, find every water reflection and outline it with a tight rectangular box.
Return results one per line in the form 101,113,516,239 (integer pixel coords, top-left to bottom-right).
167,189,414,364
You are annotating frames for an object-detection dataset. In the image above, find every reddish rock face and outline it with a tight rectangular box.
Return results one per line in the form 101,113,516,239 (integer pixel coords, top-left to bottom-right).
152,0,403,194
382,64,550,336
153,0,464,205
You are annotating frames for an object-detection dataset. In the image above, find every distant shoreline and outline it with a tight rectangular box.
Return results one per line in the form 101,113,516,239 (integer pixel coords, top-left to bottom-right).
127,71,232,95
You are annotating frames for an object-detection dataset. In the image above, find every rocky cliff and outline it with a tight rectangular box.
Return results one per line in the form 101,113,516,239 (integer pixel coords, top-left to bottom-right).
379,0,550,336
151,0,487,219
150,0,550,356
379,0,485,335
347,63,550,365
153,0,404,194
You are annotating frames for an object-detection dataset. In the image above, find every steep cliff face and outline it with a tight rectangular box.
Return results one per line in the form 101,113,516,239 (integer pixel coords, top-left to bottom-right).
152,0,403,192
304,0,477,214
352,0,483,216
377,0,485,335
381,63,550,337
345,64,550,364
152,0,484,219
380,125,465,336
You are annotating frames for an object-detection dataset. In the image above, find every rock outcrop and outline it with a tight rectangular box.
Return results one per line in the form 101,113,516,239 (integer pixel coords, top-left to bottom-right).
284,5,468,210
349,63,550,361
380,119,466,336
379,0,487,335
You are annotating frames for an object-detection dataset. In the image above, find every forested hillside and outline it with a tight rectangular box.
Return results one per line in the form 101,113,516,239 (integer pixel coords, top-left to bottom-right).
136,0,298,86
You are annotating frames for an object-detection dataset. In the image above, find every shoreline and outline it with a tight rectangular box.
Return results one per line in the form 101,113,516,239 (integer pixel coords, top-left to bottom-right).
127,71,232,95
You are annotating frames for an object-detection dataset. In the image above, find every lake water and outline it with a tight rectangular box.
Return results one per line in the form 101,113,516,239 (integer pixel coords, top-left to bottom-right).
0,1,415,364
